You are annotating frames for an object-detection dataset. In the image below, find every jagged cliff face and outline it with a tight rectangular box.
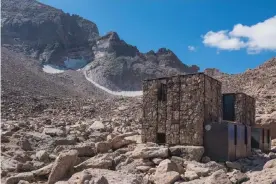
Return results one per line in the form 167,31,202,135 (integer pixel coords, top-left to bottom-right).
1,0,99,66
1,0,199,91
86,32,199,91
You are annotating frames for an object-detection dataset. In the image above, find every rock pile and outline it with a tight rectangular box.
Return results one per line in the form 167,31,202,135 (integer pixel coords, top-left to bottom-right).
2,89,276,184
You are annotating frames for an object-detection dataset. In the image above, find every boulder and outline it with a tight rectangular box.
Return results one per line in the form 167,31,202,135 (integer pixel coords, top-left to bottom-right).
268,152,276,159
89,121,105,131
1,158,19,172
58,170,92,184
152,158,163,165
35,150,49,162
1,135,10,143
65,168,142,184
155,159,179,173
186,162,209,177
152,159,182,184
154,171,180,184
17,180,30,184
74,154,114,171
228,170,249,183
111,132,137,150
32,163,53,177
169,146,204,161
54,137,76,146
13,151,32,162
125,135,142,144
183,170,199,181
206,169,231,184
136,166,151,172
54,143,96,157
6,172,34,184
186,161,226,177
43,127,65,137
171,156,184,166
16,161,34,172
132,144,169,159
263,159,276,169
94,176,109,184
19,139,32,151
116,158,154,173
96,142,112,153
48,150,78,184
243,167,276,184
225,161,242,171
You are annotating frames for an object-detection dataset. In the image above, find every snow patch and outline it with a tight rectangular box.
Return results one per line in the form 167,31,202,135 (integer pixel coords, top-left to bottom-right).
64,58,87,70
84,70,143,97
42,65,65,74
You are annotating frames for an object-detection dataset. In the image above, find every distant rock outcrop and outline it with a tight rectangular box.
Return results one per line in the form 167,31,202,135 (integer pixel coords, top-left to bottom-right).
1,0,199,91
1,0,99,66
85,32,199,91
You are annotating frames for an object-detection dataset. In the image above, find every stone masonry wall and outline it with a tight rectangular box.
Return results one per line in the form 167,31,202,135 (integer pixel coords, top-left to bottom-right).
166,76,181,145
142,73,222,146
234,93,256,126
179,74,205,146
142,79,158,143
157,79,167,135
204,75,222,124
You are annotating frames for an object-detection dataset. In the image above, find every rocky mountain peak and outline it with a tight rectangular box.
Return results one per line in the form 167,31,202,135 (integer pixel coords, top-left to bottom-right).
156,48,173,55
1,0,99,66
257,57,276,69
2,0,200,91
99,31,120,42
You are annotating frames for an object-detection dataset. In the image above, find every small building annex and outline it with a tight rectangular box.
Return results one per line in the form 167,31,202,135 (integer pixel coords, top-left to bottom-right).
141,73,271,161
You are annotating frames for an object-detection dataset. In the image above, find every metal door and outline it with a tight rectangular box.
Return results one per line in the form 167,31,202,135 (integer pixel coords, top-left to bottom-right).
246,126,252,156
228,123,236,161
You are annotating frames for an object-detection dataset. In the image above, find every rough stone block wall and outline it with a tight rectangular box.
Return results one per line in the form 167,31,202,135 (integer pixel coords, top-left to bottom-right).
234,93,255,126
179,74,205,146
204,75,222,124
246,95,256,126
142,79,158,143
157,79,167,135
142,73,222,146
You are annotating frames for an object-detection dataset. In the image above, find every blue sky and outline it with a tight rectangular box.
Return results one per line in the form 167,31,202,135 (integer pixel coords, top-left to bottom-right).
40,0,276,74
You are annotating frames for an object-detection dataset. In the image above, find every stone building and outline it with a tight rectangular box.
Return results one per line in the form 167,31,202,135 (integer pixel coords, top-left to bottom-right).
222,93,256,126
142,73,270,160
142,73,221,146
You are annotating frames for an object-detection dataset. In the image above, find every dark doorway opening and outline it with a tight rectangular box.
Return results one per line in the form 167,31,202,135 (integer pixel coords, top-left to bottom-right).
157,133,166,144
251,128,261,148
267,129,270,144
223,94,235,121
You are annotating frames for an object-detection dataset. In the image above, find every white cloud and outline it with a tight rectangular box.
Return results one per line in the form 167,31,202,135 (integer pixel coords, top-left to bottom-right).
188,45,196,52
203,16,276,53
203,31,245,50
